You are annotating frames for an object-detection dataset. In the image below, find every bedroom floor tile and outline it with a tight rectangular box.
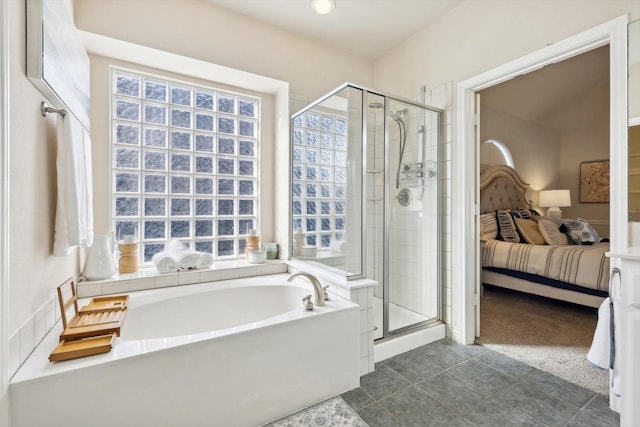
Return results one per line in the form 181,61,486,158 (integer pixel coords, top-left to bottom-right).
342,338,620,427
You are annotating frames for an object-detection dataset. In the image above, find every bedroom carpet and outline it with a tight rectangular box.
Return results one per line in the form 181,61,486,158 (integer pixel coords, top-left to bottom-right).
475,285,609,395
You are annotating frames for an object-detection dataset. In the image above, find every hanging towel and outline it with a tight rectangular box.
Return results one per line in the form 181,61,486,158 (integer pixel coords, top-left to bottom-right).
53,113,94,256
152,251,179,273
587,297,621,396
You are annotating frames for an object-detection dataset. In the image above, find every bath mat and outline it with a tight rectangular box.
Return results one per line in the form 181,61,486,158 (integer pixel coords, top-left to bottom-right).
264,396,369,427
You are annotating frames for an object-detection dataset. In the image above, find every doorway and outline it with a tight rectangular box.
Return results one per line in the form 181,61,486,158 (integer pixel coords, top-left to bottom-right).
454,15,628,346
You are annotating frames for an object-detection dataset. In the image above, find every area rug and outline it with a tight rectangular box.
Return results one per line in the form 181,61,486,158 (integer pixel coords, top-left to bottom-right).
475,286,610,395
264,396,369,427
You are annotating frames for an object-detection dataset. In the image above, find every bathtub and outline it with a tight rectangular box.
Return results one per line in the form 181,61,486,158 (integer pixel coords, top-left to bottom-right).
10,273,360,427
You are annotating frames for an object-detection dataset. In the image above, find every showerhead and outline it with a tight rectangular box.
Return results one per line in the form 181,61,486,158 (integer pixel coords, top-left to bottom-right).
389,108,408,121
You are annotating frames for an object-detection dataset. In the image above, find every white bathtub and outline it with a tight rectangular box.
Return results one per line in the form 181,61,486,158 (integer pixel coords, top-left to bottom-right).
10,273,360,427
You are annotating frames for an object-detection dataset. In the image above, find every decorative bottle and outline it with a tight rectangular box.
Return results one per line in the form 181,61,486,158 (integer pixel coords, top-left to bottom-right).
246,228,260,256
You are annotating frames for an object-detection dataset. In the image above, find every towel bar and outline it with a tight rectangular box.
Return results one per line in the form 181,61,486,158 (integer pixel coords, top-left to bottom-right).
41,101,67,117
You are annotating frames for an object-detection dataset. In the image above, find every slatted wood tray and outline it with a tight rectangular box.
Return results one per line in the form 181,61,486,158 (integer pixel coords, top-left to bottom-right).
49,334,116,362
50,279,129,361
79,295,129,313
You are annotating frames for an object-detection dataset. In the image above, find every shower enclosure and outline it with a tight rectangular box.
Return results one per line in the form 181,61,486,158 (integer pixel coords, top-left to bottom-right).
290,83,442,340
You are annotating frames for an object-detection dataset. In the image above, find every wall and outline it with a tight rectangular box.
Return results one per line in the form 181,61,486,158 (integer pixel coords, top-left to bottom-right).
480,106,561,194
7,0,80,377
74,0,373,101
556,84,610,233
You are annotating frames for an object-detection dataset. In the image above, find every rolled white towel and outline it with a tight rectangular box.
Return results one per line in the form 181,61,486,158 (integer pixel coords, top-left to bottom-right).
166,240,201,270
197,252,214,269
152,251,178,273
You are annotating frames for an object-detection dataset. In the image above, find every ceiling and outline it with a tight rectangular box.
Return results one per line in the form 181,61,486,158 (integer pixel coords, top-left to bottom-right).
480,45,610,131
206,0,462,60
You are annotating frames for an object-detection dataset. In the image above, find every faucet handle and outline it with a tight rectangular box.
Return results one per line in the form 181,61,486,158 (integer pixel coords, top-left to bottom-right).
302,295,314,311
323,285,330,300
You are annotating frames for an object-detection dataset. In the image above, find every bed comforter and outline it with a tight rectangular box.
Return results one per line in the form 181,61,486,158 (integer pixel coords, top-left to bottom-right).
481,240,610,293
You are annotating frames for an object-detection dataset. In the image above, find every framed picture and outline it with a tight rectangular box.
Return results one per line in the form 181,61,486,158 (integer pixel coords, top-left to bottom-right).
580,160,610,203
26,0,90,129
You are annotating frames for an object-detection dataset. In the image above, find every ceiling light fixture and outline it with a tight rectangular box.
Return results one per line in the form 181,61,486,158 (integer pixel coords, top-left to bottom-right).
311,0,335,15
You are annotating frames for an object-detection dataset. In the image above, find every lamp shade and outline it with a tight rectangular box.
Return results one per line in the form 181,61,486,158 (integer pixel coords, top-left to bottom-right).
539,189,571,208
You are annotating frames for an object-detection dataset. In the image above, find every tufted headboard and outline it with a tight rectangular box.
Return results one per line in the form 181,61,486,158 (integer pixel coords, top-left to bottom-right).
479,165,531,214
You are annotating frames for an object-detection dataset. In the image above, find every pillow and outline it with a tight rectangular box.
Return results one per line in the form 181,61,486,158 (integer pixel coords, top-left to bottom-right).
562,218,599,245
538,218,571,245
511,208,541,220
480,213,498,241
496,210,520,243
514,218,546,245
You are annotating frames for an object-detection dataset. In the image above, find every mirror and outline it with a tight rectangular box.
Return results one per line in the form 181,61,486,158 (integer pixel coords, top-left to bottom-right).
629,19,640,221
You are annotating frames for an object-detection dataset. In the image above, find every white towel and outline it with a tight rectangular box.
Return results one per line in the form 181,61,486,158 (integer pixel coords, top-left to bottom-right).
196,252,214,269
53,114,94,256
166,240,201,270
152,251,179,273
587,297,621,396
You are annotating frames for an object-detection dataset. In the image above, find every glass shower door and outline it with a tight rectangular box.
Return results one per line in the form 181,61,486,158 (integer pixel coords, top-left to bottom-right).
386,99,440,334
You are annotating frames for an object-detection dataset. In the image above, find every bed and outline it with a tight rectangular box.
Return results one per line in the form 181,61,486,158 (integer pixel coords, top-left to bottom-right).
479,164,609,308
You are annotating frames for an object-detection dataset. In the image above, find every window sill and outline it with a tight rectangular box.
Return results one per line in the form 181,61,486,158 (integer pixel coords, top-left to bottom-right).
77,260,288,298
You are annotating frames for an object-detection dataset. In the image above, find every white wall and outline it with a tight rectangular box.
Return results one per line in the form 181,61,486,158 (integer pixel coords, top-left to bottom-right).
8,0,80,342
374,1,639,98
74,0,373,100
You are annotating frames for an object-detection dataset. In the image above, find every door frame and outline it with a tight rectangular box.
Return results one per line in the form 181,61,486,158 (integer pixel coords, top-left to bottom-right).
454,15,628,344
1,0,10,421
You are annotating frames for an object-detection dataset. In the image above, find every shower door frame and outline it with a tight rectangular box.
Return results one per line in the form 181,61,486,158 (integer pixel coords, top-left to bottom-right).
381,95,443,340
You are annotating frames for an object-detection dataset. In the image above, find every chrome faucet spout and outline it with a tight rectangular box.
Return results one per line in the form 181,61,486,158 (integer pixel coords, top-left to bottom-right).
287,272,325,306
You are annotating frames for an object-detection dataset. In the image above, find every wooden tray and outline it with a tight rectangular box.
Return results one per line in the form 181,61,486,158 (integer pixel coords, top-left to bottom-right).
79,295,129,313
61,309,127,341
49,333,116,362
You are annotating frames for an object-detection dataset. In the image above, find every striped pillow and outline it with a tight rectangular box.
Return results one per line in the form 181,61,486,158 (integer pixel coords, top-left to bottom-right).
538,218,571,245
511,208,540,220
480,213,498,241
496,210,520,243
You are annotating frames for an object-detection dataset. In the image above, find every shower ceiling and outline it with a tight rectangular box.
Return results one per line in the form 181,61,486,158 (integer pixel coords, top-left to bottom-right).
205,0,462,60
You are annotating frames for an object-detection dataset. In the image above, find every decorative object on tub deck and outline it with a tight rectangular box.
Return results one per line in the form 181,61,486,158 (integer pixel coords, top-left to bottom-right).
247,249,266,264
245,228,260,256
50,278,128,362
293,227,305,257
118,240,138,274
52,112,94,256
264,242,279,260
82,234,116,280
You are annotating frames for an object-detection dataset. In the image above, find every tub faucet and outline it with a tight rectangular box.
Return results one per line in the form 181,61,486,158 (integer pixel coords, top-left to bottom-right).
287,272,325,306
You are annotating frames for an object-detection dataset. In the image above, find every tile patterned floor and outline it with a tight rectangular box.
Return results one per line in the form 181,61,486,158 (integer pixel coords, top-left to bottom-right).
342,338,619,427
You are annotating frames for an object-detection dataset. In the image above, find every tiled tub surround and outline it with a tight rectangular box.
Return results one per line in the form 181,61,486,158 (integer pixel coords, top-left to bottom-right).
7,260,288,382
10,273,360,427
288,259,445,376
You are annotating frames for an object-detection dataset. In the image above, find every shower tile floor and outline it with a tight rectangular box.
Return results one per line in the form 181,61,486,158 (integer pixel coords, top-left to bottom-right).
341,338,619,426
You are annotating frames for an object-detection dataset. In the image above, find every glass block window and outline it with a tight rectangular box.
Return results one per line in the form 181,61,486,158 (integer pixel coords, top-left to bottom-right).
292,111,347,249
112,68,259,262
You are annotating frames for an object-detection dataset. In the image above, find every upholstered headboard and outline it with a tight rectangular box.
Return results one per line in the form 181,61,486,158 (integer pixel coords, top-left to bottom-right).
479,165,531,214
